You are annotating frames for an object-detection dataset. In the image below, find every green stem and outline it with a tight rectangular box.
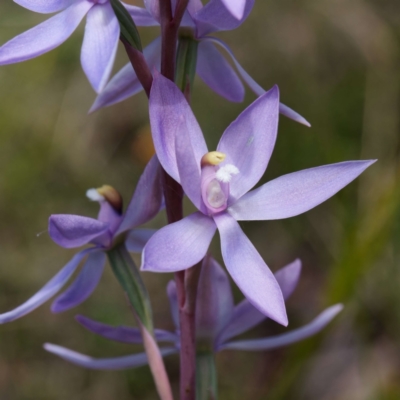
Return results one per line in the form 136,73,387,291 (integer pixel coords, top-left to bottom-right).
196,352,217,400
107,243,153,333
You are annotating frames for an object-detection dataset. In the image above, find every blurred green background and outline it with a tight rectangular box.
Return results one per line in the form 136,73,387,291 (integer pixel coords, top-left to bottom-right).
0,0,400,398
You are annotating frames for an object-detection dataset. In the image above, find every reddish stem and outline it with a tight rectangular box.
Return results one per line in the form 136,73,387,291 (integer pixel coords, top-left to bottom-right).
175,270,196,400
159,1,196,398
162,170,197,400
159,0,190,81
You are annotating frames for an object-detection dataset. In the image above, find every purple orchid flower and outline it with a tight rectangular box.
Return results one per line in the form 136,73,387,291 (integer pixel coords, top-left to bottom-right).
90,0,309,126
0,156,162,323
43,256,343,369
0,0,152,92
140,73,375,327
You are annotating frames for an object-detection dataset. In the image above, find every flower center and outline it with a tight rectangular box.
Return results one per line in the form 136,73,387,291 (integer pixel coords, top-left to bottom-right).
86,185,123,239
215,164,239,183
206,179,226,209
87,185,123,213
200,152,239,214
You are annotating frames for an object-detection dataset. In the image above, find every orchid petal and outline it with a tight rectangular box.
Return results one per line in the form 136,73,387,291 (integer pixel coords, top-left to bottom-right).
216,260,301,344
49,214,110,248
197,40,244,103
118,156,163,233
141,212,216,272
76,315,178,344
149,72,208,182
124,3,160,26
125,229,157,253
181,16,197,30
229,161,376,221
178,0,198,29
216,299,264,346
175,123,203,210
0,1,92,65
275,259,302,299
14,0,76,14
143,0,160,23
218,304,343,351
89,37,162,113
187,0,203,15
167,281,179,329
44,343,177,370
0,249,94,323
97,201,123,234
196,256,234,342
214,212,287,326
220,0,246,19
81,2,120,92
201,37,311,127
51,251,106,313
90,63,142,112
279,103,311,127
217,85,280,201
194,0,254,36
76,315,143,343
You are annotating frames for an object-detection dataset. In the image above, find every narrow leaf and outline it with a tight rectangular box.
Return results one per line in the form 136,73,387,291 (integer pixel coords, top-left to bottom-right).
107,243,153,332
110,0,142,51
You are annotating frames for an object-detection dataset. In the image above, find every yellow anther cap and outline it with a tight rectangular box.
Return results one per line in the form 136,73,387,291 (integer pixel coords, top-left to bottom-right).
96,185,123,213
201,151,226,167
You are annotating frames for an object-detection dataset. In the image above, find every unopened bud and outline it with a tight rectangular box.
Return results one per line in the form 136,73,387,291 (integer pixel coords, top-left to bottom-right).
201,151,226,167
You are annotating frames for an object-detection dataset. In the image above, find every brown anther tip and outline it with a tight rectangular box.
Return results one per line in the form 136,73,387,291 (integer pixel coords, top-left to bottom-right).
96,185,123,213
201,151,226,167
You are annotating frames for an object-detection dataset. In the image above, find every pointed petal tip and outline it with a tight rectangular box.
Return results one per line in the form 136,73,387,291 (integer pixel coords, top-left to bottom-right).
331,303,344,314
293,258,302,268
355,159,377,171
50,302,63,314
231,10,245,20
279,102,311,127
279,313,289,327
88,101,99,114
222,0,246,20
293,114,311,127
43,342,59,354
290,257,302,275
43,342,52,350
271,84,280,94
274,258,303,300
257,299,288,327
262,84,280,102
292,258,302,276
75,314,86,323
